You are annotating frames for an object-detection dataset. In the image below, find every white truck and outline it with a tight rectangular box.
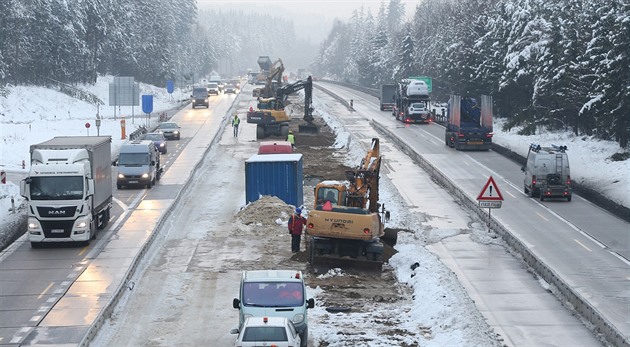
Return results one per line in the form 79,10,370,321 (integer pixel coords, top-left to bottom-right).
20,136,113,247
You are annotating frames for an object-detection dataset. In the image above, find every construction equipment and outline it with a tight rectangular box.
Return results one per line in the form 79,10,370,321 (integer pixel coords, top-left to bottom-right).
305,138,387,272
253,58,284,98
247,76,317,139
254,56,272,85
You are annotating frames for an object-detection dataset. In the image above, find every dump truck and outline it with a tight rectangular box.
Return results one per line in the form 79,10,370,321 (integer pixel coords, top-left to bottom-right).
20,136,113,247
445,94,493,150
305,138,387,272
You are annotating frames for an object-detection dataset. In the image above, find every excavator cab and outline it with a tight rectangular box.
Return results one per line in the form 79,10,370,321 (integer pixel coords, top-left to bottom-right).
314,183,346,208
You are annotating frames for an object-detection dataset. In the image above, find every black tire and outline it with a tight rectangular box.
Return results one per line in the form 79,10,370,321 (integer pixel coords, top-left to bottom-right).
256,125,266,139
31,242,42,249
540,193,544,201
567,195,572,202
300,326,308,347
524,184,529,196
147,179,153,189
117,184,123,190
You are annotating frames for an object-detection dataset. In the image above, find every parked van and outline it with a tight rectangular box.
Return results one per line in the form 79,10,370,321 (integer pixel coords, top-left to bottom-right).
522,144,572,201
233,270,314,347
115,140,162,189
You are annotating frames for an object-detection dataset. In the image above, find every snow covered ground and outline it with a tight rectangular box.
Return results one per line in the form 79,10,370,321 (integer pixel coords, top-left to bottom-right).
0,77,625,345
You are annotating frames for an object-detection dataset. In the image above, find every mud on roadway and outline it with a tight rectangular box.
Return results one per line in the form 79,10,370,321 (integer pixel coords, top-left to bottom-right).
232,101,420,346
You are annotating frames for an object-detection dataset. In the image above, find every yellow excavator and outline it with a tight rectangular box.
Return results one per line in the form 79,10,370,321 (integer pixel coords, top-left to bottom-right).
253,58,284,98
305,138,387,272
247,76,317,139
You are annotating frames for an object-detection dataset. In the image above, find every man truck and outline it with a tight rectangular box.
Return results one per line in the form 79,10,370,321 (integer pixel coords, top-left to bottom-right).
445,94,493,150
20,136,113,247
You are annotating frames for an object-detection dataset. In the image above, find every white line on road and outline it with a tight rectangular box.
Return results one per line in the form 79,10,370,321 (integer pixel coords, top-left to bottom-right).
574,239,593,252
536,212,549,221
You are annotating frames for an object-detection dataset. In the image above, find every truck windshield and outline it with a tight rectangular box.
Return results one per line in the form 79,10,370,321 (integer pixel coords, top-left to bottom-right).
118,153,149,166
243,282,304,307
30,176,83,200
192,88,207,97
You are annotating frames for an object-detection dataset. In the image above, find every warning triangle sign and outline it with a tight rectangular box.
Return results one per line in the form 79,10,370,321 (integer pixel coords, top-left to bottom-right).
477,176,504,201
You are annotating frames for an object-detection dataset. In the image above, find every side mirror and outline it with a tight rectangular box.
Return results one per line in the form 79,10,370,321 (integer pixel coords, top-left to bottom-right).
307,298,315,309
20,180,28,198
229,328,239,335
232,298,240,309
151,161,156,166
112,159,118,166
520,166,525,172
86,179,95,198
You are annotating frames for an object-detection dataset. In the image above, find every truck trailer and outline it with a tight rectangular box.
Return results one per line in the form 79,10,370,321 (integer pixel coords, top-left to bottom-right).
445,95,493,150
20,136,113,247
379,84,396,111
391,79,432,123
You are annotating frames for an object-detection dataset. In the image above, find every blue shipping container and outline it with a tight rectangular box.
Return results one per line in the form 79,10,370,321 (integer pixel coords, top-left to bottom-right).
245,153,303,207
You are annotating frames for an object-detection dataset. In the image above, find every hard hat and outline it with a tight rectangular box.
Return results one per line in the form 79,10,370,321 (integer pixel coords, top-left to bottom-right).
295,207,302,214
289,130,293,134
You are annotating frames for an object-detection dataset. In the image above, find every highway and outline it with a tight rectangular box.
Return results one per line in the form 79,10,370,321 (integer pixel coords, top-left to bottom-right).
0,93,239,346
317,81,630,347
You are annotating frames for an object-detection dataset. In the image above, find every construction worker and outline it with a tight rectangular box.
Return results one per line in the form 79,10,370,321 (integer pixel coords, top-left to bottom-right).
232,113,240,137
288,207,306,253
286,130,295,148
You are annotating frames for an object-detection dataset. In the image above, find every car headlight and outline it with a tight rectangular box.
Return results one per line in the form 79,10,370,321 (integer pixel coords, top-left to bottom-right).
118,173,125,179
142,173,149,178
74,216,91,233
173,131,179,134
292,313,305,324
159,143,165,147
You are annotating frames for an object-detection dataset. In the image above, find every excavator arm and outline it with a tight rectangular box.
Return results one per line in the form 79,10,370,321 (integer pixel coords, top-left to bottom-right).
260,59,285,98
275,76,314,124
345,138,381,212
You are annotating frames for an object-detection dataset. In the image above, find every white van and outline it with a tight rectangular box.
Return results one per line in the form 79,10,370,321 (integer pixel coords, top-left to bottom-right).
115,140,162,189
232,270,314,347
522,144,572,201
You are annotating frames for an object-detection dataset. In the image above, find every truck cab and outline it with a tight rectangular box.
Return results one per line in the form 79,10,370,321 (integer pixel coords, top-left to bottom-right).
116,140,161,189
232,270,314,347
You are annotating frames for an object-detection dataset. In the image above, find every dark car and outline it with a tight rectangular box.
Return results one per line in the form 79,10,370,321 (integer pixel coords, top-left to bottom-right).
156,122,181,140
141,132,168,154
191,87,209,108
224,84,236,94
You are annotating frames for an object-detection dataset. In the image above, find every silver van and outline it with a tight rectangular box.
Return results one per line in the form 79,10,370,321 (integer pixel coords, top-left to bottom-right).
116,140,162,189
232,270,314,347
522,144,572,201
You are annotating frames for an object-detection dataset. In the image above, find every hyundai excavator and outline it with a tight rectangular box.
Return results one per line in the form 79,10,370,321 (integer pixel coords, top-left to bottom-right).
247,76,318,139
253,58,284,98
305,138,387,272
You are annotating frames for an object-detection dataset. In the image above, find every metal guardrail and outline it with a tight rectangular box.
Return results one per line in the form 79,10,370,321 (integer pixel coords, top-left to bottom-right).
371,120,628,347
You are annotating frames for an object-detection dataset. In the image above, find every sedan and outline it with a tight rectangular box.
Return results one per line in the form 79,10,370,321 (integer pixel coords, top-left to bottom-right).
224,84,236,94
230,316,301,347
156,121,181,140
141,132,167,154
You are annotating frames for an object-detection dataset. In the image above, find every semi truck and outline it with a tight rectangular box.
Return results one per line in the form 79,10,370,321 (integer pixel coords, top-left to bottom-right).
379,84,396,111
391,79,432,123
20,136,113,247
445,94,493,150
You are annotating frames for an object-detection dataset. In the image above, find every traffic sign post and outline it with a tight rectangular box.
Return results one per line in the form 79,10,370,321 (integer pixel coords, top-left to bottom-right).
476,176,504,230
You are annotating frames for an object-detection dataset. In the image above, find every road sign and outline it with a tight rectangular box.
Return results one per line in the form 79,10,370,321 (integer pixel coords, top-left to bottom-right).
479,201,502,209
477,176,504,201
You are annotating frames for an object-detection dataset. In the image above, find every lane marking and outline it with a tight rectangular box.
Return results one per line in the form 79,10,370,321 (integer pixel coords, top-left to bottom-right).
38,282,54,299
46,297,58,303
505,190,516,199
78,245,88,256
574,239,592,252
536,212,548,221
29,316,41,322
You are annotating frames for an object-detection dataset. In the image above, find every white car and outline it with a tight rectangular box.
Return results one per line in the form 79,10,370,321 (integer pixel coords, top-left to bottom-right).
231,316,301,347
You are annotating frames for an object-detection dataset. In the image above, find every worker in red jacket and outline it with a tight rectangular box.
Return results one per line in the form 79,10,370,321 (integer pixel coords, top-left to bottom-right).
288,207,307,253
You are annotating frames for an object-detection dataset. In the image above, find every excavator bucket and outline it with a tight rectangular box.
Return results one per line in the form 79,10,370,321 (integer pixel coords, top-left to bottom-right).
298,122,319,134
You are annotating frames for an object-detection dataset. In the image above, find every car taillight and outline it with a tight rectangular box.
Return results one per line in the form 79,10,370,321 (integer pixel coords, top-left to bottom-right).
457,133,465,138
532,175,537,185
566,175,571,185
486,133,493,138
